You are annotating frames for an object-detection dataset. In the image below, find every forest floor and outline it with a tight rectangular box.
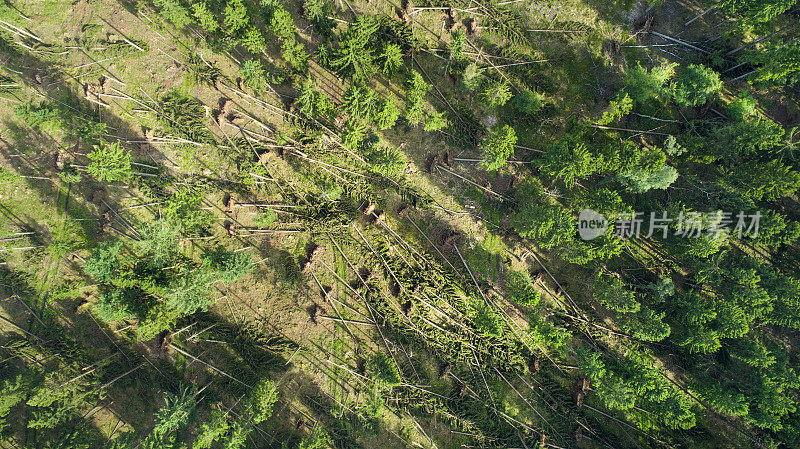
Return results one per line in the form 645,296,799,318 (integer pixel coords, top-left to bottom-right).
2,0,798,447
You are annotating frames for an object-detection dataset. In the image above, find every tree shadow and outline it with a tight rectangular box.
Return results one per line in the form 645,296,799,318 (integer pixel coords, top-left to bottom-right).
0,264,177,437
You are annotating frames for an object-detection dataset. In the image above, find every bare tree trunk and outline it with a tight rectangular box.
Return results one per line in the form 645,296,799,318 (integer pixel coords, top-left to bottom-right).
650,31,711,55
684,5,717,27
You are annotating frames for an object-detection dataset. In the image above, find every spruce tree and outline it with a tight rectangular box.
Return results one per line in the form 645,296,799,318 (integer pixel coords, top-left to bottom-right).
87,141,132,182
480,124,517,171
671,64,722,107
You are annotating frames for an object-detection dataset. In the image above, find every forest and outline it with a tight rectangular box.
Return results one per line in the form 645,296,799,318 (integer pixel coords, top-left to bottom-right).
0,0,799,447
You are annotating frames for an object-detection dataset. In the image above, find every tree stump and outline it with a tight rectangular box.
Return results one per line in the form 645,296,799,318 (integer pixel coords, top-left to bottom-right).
101,76,113,94
423,153,440,173
445,7,458,31
396,203,412,218
466,18,480,36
